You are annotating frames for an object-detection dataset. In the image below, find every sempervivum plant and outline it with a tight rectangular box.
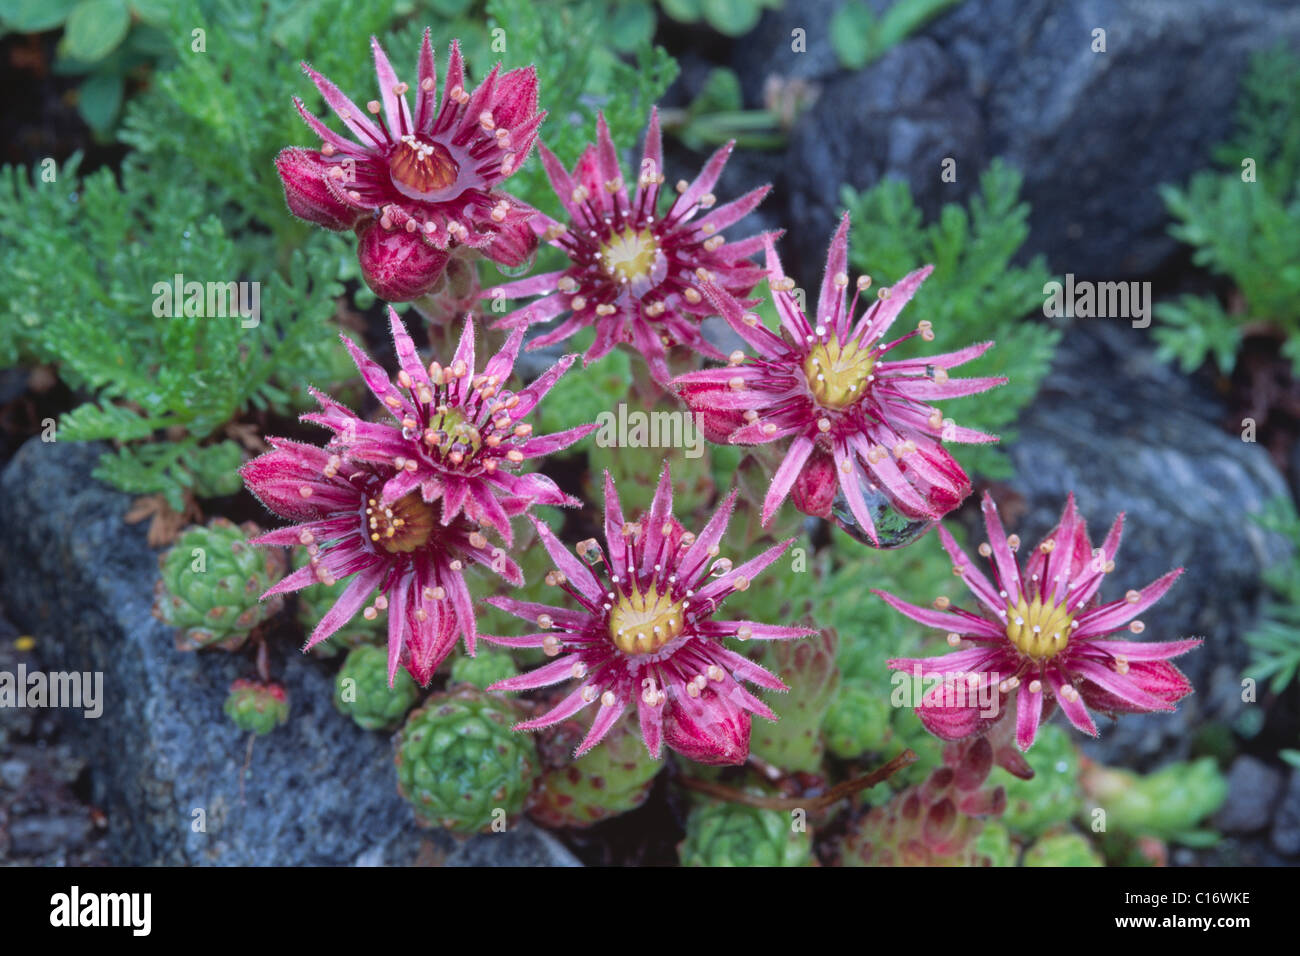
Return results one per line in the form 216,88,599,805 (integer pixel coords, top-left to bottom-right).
224,679,291,736
276,29,543,300
395,686,538,834
837,736,1006,867
529,710,663,829
881,493,1201,750
483,466,813,765
672,213,1005,544
679,799,813,867
153,519,287,651
489,109,771,384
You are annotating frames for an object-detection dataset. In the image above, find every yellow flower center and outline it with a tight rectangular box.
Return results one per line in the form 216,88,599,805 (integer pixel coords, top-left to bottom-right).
365,492,436,554
425,406,482,460
608,584,685,655
1005,594,1075,661
804,334,875,411
601,227,659,284
389,135,459,195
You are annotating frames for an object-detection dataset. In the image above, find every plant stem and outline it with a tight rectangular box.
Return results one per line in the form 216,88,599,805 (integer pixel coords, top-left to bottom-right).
678,749,917,811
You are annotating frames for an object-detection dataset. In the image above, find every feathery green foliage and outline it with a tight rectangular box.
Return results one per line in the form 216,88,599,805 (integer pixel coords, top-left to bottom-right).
1155,48,1300,374
841,159,1059,478
0,0,678,510
1244,496,1300,694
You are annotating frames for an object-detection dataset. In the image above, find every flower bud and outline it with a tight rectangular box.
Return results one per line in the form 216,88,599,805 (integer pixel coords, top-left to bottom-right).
355,218,450,302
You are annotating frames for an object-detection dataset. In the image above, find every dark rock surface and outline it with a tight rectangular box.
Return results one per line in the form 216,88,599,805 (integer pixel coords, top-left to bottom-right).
0,438,579,866
1000,323,1291,766
1214,755,1284,834
1270,768,1300,856
736,0,1300,278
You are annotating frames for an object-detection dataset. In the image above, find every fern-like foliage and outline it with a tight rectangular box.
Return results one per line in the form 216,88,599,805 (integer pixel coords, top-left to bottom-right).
1244,496,1300,694
840,160,1059,479
1155,48,1300,374
0,0,679,510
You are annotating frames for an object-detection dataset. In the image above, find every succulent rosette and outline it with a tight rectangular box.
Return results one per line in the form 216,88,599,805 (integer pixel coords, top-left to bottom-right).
671,213,1006,543
482,466,813,765
276,29,544,299
307,308,595,546
880,492,1201,751
488,109,772,384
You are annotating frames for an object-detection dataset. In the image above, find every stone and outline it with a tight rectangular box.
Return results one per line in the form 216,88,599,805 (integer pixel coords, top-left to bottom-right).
999,323,1291,766
0,758,28,790
738,0,1300,279
0,437,580,867
1214,755,1284,834
1270,768,1300,857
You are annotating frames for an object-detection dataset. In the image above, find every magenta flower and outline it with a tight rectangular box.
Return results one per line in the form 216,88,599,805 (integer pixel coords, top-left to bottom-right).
482,467,812,764
241,437,521,687
488,109,771,384
306,308,595,546
880,492,1201,751
277,29,544,299
671,213,1006,543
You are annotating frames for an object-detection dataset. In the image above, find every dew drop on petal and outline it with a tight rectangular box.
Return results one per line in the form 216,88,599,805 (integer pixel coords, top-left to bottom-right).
828,479,933,550
496,248,537,279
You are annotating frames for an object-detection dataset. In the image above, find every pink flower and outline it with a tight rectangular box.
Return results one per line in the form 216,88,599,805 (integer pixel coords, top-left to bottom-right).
241,437,521,687
278,30,544,298
305,308,595,546
880,492,1201,751
488,109,771,384
482,467,812,764
671,213,1006,543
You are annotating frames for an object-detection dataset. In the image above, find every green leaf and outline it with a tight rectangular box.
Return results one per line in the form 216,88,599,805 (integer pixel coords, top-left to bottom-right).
607,0,656,53
188,439,245,498
689,66,743,115
59,401,164,441
701,0,763,36
659,0,702,24
830,0,877,69
875,0,963,51
77,70,123,132
128,0,171,27
60,0,130,63
0,0,80,31
427,0,474,15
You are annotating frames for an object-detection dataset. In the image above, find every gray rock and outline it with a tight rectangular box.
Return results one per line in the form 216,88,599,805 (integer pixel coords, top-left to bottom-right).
1214,755,1284,833
742,0,1300,278
444,820,582,867
1271,768,1300,857
1002,323,1291,766
0,438,580,867
782,37,984,277
0,759,27,790
940,0,1300,276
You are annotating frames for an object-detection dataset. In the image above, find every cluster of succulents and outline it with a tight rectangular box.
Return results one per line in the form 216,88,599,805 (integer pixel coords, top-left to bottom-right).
138,27,1209,863
838,736,1008,866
